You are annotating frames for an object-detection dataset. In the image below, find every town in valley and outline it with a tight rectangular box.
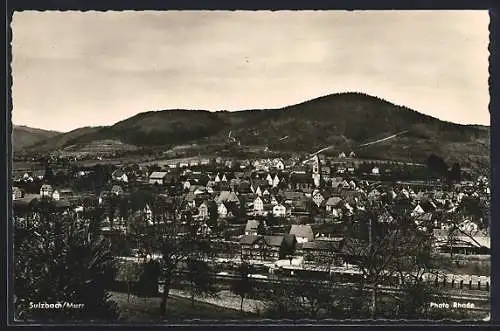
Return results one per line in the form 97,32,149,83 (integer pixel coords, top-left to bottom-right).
11,10,490,323
12,136,491,321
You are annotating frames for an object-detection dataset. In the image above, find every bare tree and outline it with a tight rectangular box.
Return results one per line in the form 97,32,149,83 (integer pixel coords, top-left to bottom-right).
342,200,438,319
230,261,256,312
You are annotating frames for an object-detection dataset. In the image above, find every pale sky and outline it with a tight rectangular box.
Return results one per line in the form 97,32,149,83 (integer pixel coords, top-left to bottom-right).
11,10,490,132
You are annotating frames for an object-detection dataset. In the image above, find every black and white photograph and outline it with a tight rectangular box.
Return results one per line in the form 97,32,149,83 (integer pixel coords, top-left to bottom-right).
10,10,491,323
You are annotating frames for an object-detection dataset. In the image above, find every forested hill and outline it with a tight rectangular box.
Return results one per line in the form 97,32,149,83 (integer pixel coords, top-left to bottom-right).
16,92,490,171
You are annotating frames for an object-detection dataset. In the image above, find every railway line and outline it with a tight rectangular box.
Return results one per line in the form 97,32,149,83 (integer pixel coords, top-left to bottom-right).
163,270,489,312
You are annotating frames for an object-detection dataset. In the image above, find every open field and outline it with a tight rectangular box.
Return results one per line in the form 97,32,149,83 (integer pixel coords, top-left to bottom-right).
110,291,257,322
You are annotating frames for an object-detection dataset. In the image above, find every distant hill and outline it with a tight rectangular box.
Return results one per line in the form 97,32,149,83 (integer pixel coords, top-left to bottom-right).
26,126,106,151
15,92,490,171
12,125,61,151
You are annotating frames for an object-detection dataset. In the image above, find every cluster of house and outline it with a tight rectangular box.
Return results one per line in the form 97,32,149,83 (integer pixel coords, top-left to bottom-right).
12,154,490,262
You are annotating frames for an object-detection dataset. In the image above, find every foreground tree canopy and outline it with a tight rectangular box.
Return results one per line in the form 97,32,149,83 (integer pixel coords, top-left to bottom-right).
14,200,119,322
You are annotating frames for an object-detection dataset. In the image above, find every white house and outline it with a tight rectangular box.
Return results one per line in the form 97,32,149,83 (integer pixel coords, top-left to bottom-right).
52,190,60,201
275,159,285,171
411,204,425,217
253,196,264,215
256,186,262,197
214,174,221,183
149,171,168,185
266,174,273,186
218,203,228,218
272,204,287,218
198,202,209,220
272,175,280,188
221,174,228,182
40,184,53,198
325,196,342,213
371,167,380,175
183,180,191,191
12,187,23,200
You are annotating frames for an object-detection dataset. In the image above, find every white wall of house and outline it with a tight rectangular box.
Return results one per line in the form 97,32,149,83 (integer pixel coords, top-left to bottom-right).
296,236,309,244
218,203,228,218
254,197,264,214
272,204,287,217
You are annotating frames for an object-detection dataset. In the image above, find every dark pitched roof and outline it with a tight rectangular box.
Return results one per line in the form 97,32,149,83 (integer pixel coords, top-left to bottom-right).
149,171,168,179
239,234,260,245
263,235,285,247
302,240,341,251
326,196,342,206
245,219,260,232
289,224,314,241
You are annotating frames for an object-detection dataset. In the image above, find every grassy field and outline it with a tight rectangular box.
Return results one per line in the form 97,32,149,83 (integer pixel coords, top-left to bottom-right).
110,292,257,323
433,254,491,277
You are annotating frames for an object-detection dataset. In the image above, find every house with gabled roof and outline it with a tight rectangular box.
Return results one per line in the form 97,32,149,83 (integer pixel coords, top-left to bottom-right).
272,174,280,188
112,168,129,183
289,224,314,243
12,186,24,199
149,171,168,185
216,190,240,205
411,203,425,217
253,196,264,215
274,159,285,171
52,188,73,201
325,196,343,213
218,202,228,218
266,173,273,186
272,203,287,218
40,184,53,198
245,219,260,236
239,234,296,261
